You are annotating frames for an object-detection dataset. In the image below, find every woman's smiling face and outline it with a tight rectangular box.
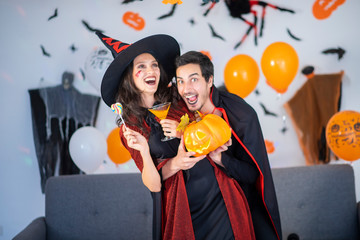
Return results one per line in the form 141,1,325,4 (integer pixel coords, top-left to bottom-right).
132,53,160,96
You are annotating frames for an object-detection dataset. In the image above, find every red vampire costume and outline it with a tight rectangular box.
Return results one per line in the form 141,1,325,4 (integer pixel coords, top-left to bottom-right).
97,32,256,240
120,100,256,240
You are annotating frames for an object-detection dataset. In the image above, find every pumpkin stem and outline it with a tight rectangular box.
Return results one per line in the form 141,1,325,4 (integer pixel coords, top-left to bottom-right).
195,111,203,122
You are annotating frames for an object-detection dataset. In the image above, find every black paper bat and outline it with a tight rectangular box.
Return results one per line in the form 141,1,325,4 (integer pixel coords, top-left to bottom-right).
69,44,77,53
122,0,143,3
80,68,85,80
48,8,58,21
286,28,301,41
158,4,177,20
81,20,104,33
280,126,288,134
40,45,51,57
254,89,260,96
259,102,278,117
322,47,345,60
208,23,225,41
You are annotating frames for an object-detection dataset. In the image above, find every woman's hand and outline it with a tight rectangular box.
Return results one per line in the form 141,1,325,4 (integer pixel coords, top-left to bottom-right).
160,119,182,138
122,126,149,155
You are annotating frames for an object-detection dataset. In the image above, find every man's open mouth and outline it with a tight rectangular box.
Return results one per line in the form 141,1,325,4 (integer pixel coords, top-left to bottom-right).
185,94,198,105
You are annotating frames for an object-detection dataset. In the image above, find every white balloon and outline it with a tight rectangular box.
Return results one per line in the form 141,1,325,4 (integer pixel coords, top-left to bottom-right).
69,126,107,174
84,47,113,91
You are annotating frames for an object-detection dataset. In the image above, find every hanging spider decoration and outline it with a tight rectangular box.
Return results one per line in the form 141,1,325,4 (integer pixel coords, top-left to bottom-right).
203,0,295,49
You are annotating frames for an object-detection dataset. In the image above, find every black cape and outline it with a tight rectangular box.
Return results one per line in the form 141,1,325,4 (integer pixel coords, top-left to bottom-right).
210,86,282,240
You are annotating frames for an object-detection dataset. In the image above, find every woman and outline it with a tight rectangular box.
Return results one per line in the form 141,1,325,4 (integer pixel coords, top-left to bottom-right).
96,32,196,193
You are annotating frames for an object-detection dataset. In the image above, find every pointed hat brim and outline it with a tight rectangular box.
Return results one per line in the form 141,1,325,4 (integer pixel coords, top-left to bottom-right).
100,34,180,107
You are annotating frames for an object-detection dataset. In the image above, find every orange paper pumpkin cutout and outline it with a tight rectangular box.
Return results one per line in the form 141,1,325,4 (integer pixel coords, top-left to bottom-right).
200,50,212,61
107,127,132,164
162,0,183,4
122,11,145,31
264,140,275,154
184,114,231,157
312,0,346,20
261,42,299,94
224,54,260,98
326,110,360,161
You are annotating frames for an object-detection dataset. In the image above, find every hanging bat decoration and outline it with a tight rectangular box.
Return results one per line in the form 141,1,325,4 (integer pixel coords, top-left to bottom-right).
208,23,226,41
79,68,86,80
69,44,77,53
203,0,220,3
321,47,345,60
203,0,295,49
81,20,104,33
158,4,177,19
40,45,51,57
280,126,288,134
259,102,278,117
121,0,143,3
48,8,58,21
286,28,302,41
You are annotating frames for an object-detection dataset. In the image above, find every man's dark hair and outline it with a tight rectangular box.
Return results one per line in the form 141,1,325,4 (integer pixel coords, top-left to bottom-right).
175,51,214,83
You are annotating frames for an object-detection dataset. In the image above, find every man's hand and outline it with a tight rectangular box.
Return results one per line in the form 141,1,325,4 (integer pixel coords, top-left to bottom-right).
208,138,232,167
161,136,205,180
174,136,205,170
160,119,182,138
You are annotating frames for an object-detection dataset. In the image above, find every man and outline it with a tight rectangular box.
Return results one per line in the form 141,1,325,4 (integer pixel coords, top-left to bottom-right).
161,51,282,240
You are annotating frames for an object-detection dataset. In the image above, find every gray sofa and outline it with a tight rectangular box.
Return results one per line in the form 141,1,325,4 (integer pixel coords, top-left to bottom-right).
13,164,360,240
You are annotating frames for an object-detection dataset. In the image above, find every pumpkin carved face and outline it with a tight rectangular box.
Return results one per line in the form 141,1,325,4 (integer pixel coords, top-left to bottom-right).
312,0,346,20
326,110,360,161
184,114,231,157
122,11,145,31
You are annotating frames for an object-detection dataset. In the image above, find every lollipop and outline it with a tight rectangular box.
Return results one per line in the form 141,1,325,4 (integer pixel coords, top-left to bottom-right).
111,102,127,128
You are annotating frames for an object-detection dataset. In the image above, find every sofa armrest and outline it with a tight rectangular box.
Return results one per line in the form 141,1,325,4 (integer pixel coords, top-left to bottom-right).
12,217,46,240
358,202,360,231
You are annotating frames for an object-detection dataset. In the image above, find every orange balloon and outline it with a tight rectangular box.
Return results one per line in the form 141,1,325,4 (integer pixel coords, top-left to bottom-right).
261,42,299,93
326,111,360,161
107,127,132,164
224,54,259,98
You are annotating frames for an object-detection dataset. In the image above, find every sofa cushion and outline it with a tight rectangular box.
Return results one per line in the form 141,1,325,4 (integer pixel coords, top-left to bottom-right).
45,173,152,240
272,164,359,240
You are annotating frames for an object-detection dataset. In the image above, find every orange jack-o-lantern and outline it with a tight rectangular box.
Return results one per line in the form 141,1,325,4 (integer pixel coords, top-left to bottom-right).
184,114,231,157
122,11,145,31
312,0,346,20
325,110,360,161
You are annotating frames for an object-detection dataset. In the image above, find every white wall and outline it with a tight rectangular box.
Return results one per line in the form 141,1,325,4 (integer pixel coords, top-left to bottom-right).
1,0,359,239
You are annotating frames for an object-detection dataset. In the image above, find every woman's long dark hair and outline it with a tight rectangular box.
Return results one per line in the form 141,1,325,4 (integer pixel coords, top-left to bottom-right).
115,59,180,132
